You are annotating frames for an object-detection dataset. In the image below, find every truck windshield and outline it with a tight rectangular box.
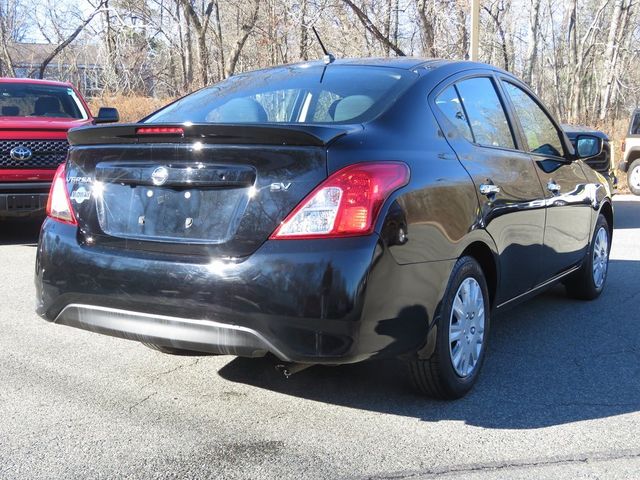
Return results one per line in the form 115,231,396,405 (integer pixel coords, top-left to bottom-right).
145,65,417,125
0,83,88,120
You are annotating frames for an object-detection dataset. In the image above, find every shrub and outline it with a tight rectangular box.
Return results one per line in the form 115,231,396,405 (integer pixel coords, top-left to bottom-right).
87,95,174,123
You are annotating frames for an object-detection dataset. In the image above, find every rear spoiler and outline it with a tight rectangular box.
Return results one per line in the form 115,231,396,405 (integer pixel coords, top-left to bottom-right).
67,123,360,147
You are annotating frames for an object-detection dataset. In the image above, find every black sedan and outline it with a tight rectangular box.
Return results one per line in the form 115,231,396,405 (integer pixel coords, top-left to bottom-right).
36,58,613,399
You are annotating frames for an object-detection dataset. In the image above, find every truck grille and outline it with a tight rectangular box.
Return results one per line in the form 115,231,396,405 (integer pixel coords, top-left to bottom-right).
0,140,69,169
584,156,610,173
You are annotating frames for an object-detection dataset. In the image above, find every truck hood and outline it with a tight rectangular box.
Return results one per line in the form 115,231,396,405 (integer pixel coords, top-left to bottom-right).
0,117,92,132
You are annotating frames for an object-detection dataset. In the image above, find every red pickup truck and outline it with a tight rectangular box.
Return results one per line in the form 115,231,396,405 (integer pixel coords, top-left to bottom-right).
0,78,118,219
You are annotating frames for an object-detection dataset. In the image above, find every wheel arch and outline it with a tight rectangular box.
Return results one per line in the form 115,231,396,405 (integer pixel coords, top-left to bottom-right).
623,148,640,172
599,200,614,238
460,241,498,309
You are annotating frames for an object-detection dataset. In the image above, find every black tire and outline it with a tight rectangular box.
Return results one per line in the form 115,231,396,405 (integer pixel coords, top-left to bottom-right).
408,256,491,400
141,342,219,356
564,214,611,300
628,159,640,196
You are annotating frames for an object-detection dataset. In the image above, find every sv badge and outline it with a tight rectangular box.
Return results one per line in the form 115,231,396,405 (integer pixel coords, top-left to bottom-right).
270,182,292,192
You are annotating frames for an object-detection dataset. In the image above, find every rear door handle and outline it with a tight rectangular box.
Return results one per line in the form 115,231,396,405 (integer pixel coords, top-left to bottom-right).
479,184,500,196
547,180,561,194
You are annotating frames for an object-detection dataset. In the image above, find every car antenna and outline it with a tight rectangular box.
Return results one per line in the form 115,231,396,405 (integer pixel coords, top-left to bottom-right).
312,27,335,65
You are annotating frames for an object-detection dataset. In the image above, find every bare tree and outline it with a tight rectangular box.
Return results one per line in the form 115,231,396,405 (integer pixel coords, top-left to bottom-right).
3,0,638,137
178,0,214,85
223,0,260,77
37,1,106,79
342,0,405,56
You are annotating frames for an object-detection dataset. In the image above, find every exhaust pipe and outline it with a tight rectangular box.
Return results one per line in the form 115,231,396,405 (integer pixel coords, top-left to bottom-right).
275,363,313,378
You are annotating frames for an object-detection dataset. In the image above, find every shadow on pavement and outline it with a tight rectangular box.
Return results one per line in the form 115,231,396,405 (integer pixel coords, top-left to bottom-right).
0,217,43,246
613,200,640,229
219,259,640,429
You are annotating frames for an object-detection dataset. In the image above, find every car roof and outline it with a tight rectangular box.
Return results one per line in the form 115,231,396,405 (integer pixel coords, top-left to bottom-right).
326,57,451,70
241,57,505,76
0,77,74,88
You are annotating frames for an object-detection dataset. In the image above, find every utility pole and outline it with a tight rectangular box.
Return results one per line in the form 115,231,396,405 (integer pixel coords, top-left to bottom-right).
470,0,479,61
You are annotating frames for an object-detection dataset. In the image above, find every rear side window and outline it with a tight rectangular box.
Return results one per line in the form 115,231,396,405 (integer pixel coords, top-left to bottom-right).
454,77,515,149
502,82,564,157
435,86,474,142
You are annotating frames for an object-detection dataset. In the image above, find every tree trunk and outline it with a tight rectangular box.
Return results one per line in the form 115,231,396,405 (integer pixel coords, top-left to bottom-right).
342,0,405,56
214,1,225,81
416,0,436,57
179,0,215,86
224,0,260,77
0,34,15,77
456,1,468,60
299,0,308,60
598,0,625,120
523,0,541,85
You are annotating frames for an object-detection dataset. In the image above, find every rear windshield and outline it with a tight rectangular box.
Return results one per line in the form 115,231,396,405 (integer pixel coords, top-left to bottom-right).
0,83,87,119
145,65,417,125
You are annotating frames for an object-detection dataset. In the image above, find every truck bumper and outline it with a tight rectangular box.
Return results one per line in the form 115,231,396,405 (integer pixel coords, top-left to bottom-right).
0,182,50,218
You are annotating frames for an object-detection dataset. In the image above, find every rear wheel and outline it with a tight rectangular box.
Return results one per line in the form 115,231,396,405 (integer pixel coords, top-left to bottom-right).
628,159,640,196
565,214,610,300
408,256,490,400
141,342,219,356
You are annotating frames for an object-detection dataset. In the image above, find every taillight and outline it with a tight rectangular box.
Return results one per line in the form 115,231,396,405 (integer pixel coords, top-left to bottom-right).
270,162,409,239
46,163,77,225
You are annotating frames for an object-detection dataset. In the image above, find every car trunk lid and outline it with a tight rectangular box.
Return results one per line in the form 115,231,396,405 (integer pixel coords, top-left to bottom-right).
65,123,356,258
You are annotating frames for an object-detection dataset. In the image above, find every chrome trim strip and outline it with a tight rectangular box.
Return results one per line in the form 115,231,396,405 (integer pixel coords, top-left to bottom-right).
496,264,581,310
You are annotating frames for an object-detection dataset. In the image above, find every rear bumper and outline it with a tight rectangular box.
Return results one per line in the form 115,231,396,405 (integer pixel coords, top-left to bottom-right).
0,182,50,217
35,219,453,364
54,304,290,359
619,159,632,173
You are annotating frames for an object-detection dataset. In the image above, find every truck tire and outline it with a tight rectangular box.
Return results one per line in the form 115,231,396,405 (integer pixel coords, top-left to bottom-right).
628,159,640,196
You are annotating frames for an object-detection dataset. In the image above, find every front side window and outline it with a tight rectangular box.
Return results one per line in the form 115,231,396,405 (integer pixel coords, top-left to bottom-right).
146,66,417,125
502,82,564,157
454,77,515,149
0,84,87,119
435,85,474,142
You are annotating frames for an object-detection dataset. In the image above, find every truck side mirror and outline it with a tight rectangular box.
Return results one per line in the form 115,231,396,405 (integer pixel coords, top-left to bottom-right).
95,107,120,124
575,134,602,159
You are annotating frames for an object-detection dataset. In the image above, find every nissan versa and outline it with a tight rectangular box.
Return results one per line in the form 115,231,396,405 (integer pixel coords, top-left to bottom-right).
35,59,613,399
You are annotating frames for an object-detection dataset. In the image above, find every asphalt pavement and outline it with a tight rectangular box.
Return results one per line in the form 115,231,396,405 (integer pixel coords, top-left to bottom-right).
1,195,640,479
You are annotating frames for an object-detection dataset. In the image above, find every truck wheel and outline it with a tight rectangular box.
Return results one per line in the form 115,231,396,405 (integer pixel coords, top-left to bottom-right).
628,159,640,196
141,342,219,356
565,214,610,300
408,256,490,400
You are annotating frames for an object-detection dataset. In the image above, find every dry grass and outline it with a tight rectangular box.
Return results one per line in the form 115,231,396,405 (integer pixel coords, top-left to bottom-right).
616,168,629,194
87,95,174,123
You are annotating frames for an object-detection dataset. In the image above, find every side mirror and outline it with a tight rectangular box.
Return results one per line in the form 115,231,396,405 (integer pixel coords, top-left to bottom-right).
575,134,602,159
95,107,120,124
